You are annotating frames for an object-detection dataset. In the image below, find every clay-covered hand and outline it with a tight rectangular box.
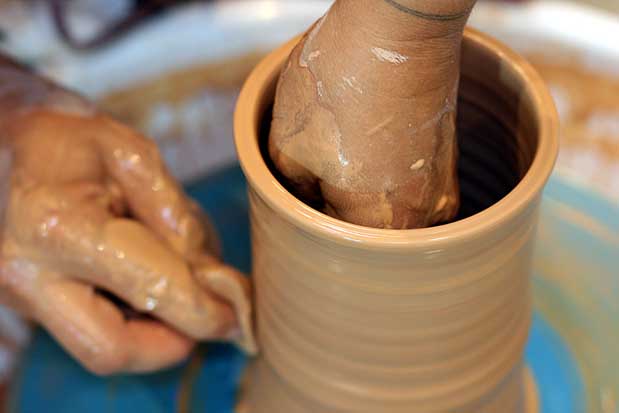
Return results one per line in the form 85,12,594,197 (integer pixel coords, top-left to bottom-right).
270,0,476,229
0,57,256,375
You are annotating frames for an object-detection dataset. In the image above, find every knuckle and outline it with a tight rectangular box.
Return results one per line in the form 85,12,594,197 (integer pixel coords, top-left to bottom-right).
135,137,161,164
0,256,40,305
6,186,51,236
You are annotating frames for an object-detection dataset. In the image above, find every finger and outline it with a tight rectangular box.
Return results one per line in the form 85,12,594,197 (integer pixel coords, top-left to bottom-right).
8,183,238,340
123,319,195,373
0,256,42,319
34,279,194,375
193,257,258,355
93,118,215,258
99,218,238,340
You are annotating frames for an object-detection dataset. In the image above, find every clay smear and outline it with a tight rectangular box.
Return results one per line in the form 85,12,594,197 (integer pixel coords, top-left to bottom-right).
300,16,327,68
342,76,364,95
371,47,409,65
410,159,425,170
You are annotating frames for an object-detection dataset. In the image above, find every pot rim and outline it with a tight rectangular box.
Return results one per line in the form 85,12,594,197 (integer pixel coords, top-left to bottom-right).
234,27,559,251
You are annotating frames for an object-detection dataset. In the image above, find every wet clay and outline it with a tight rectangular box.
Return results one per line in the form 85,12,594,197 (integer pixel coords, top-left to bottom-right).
234,29,558,412
0,55,256,373
269,0,478,229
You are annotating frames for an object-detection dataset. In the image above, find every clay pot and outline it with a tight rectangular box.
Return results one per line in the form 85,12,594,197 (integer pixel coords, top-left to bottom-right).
234,28,558,412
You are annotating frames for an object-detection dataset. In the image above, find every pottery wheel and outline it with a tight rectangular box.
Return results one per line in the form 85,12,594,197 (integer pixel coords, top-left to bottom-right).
9,166,617,413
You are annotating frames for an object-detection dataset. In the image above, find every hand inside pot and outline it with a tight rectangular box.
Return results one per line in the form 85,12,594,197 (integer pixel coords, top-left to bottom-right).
0,56,256,375
269,0,477,229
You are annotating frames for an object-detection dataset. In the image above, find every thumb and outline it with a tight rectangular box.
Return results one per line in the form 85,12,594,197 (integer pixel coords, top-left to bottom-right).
193,259,258,355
